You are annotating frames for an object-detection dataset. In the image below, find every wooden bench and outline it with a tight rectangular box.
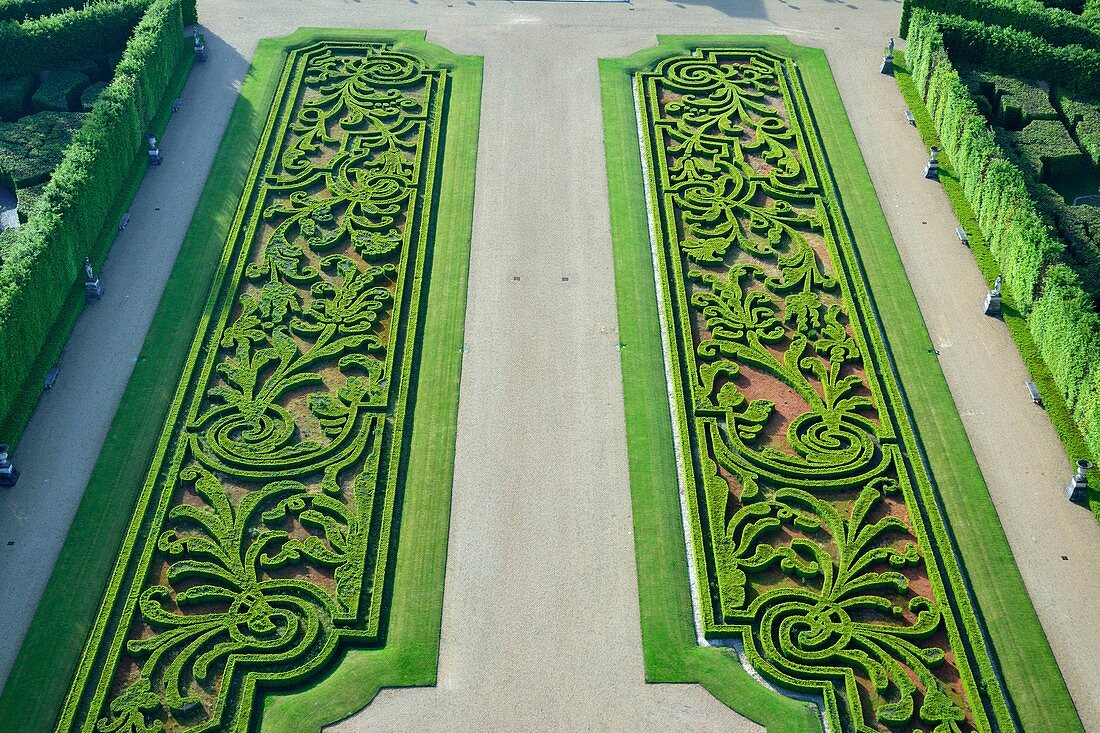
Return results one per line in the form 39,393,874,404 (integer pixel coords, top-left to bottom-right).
955,226,969,244
171,97,183,113
905,109,915,125
119,212,131,230
1026,381,1042,405
44,366,59,390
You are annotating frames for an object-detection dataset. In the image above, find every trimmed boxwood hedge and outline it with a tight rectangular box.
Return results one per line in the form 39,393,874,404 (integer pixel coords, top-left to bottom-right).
0,0,149,77
901,0,1100,51
0,74,30,119
30,68,89,112
0,110,84,190
0,0,192,444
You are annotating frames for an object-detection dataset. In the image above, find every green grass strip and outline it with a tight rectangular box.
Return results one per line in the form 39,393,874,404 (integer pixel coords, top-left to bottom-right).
0,28,480,733
603,34,1079,732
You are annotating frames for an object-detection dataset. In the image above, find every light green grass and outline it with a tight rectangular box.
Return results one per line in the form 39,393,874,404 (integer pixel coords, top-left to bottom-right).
603,34,1079,733
0,28,480,733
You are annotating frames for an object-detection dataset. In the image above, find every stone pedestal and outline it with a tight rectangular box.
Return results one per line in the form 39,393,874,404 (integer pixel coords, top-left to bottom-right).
1066,460,1091,504
85,277,104,300
923,160,939,180
880,55,893,75
0,444,18,488
983,291,1001,316
149,148,163,165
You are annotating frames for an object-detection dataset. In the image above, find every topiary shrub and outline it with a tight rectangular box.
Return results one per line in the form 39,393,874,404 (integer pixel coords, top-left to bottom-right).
1002,119,1088,181
31,68,88,112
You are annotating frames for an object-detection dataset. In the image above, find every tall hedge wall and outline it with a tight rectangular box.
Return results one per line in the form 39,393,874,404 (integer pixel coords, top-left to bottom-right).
0,0,195,26
0,0,189,440
900,0,1100,51
906,6,1100,462
0,0,149,76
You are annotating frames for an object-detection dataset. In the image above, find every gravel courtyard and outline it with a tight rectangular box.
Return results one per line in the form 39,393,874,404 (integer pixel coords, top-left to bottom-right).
1,0,1097,730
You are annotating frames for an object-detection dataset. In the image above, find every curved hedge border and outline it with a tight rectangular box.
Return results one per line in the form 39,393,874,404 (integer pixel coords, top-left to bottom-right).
38,36,466,733
0,0,192,447
905,7,1100,510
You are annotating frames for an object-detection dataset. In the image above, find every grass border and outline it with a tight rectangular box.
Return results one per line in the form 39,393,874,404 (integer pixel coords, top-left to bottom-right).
0,28,480,733
602,34,1080,733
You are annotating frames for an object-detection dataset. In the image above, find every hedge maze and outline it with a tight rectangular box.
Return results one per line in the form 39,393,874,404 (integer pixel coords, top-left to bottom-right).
56,40,449,732
635,48,1014,731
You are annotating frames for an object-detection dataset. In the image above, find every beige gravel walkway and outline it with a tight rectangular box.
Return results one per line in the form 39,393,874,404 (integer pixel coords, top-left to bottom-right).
1,0,1097,729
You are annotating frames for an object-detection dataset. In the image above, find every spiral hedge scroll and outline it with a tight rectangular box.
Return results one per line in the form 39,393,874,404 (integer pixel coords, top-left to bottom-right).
636,48,1015,732
55,40,449,733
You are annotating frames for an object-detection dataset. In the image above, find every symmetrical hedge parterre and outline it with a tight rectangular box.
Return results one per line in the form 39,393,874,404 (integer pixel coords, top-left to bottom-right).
57,40,447,733
635,47,1014,732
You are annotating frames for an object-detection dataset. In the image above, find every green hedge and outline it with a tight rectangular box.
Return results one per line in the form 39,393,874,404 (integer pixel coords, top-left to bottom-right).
1030,264,1100,410
0,0,189,442
31,68,89,112
80,80,107,111
0,110,83,189
907,6,1100,469
0,74,31,119
901,0,1100,50
0,0,84,23
1056,87,1100,166
0,0,148,76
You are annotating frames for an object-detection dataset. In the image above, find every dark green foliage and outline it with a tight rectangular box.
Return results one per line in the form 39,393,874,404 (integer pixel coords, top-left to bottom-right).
80,80,107,111
0,0,148,77
181,0,196,24
0,74,31,120
0,110,83,189
0,0,84,23
15,180,43,223
930,11,1100,94
0,0,189,440
30,68,89,112
964,69,1058,129
1002,120,1087,181
900,0,1100,50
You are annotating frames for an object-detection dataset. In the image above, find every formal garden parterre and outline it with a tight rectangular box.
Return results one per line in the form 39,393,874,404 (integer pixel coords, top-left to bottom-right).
604,35,1081,733
2,32,480,733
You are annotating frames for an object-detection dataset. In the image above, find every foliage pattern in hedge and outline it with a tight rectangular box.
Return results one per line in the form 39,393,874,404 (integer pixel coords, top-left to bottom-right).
635,47,1014,732
56,40,448,733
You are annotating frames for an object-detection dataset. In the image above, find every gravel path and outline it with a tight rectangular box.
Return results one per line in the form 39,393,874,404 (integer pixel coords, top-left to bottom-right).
1,0,1096,729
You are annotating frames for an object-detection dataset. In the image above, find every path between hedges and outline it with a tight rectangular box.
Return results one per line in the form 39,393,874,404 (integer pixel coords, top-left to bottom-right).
2,0,1099,729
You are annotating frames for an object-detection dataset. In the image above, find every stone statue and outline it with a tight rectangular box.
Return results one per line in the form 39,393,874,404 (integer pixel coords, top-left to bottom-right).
992,274,1002,297
85,257,95,282
886,37,894,58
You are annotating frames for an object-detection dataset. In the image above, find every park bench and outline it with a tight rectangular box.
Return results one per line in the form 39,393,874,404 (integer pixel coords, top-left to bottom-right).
44,366,59,390
119,212,131,230
905,109,915,125
171,97,182,113
1026,381,1042,405
955,226,969,244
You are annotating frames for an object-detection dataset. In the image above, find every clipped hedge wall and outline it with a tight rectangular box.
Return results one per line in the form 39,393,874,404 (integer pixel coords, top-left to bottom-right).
0,0,189,441
901,0,1100,51
31,69,89,112
0,0,148,76
0,74,31,119
0,0,83,23
906,6,1100,463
